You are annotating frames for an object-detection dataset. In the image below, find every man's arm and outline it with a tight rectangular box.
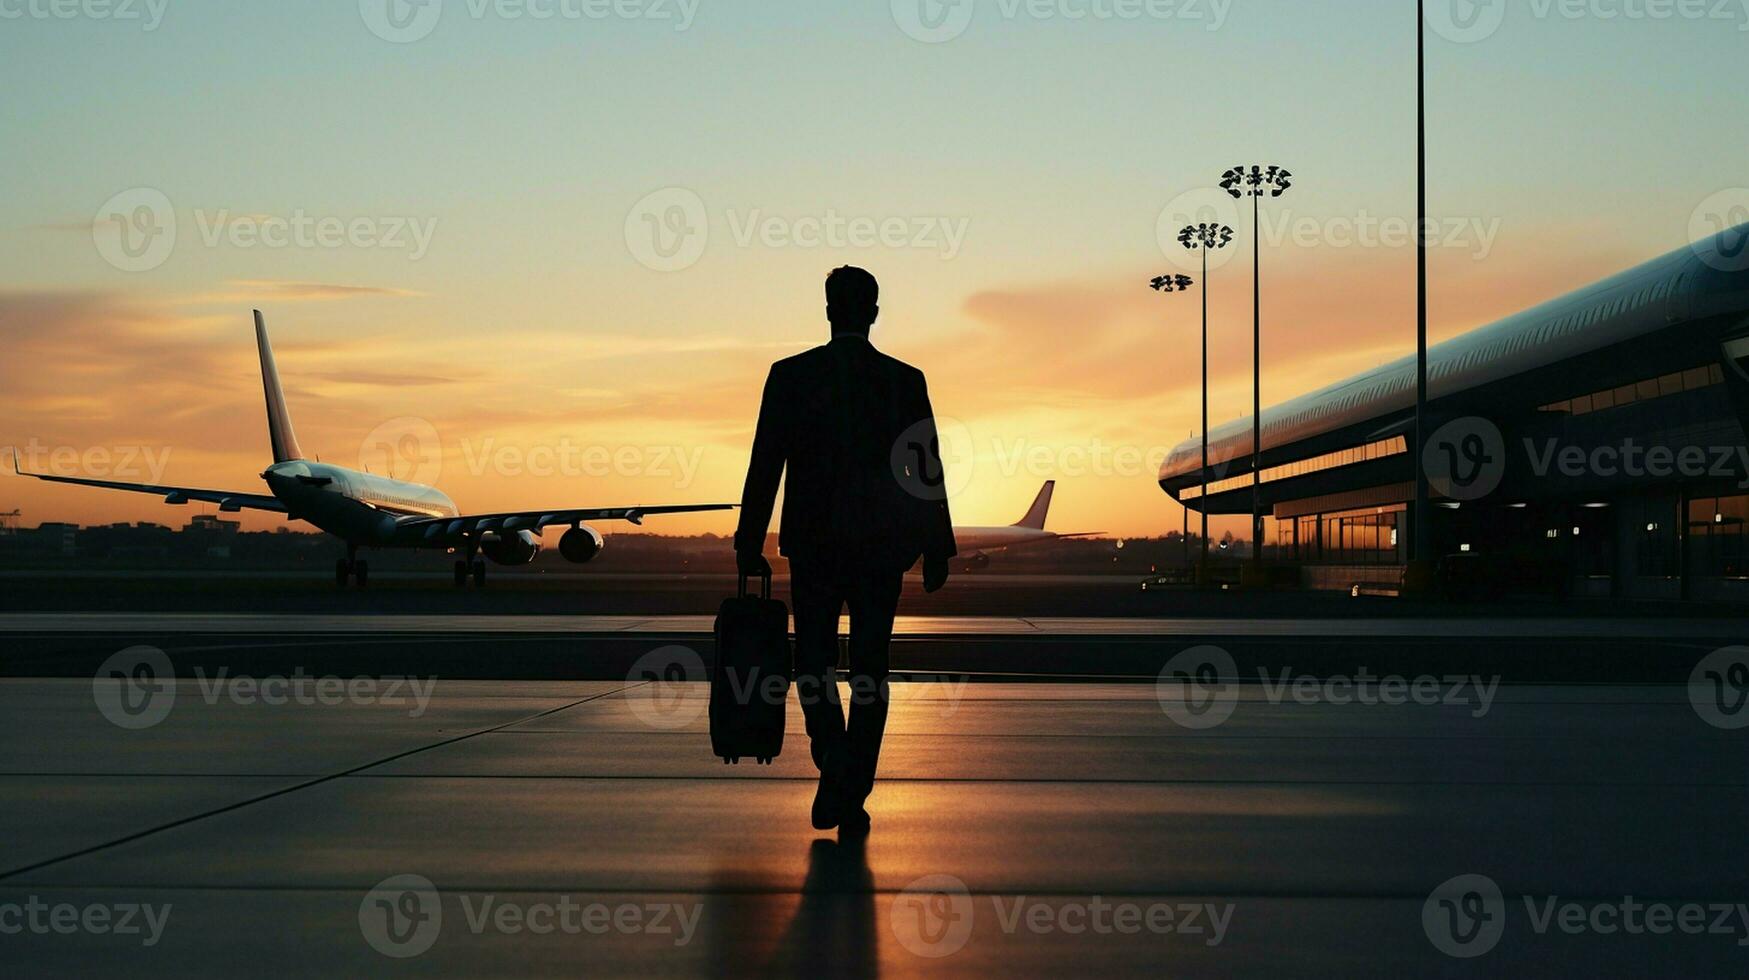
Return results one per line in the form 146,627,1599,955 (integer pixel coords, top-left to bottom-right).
913,375,957,561
734,366,785,563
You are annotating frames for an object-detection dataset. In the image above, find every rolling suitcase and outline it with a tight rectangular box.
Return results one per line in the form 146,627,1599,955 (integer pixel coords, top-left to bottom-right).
710,572,790,764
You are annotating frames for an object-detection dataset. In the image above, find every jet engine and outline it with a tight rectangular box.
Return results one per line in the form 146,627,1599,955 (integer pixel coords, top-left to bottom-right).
559,525,605,564
479,528,541,566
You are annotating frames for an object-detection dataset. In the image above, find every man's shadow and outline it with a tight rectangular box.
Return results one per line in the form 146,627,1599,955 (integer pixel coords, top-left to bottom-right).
706,838,877,979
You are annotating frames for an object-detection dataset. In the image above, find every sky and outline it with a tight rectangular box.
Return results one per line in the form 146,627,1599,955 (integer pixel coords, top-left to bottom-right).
2,0,1746,542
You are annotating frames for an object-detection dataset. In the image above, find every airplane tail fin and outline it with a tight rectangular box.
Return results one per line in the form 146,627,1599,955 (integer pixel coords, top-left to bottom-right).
1013,480,1054,530
254,311,305,463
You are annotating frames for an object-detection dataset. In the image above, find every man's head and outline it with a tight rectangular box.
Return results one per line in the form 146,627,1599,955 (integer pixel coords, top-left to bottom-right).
825,266,879,335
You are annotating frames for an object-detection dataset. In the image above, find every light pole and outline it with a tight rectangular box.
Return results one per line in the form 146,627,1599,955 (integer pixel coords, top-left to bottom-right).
1176,223,1234,583
1150,273,1196,573
1220,164,1293,573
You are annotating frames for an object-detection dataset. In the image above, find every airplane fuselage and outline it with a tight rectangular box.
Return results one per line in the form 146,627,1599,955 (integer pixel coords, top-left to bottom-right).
952,525,1061,554
262,460,458,547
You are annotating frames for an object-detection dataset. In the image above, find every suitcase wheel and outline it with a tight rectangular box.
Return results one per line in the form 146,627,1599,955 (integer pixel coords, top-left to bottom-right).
756,756,772,765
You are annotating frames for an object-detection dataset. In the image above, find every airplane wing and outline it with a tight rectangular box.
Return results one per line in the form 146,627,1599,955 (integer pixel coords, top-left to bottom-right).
987,531,1107,551
395,503,735,542
13,450,288,513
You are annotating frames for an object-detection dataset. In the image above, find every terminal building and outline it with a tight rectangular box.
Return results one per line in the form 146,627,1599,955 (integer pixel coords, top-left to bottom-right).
1160,227,1749,601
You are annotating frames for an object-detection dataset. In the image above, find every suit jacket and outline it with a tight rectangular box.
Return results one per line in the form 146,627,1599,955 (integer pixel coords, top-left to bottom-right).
735,335,957,571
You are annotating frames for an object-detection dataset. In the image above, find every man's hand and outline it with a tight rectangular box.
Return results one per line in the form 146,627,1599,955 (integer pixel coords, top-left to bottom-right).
737,551,772,578
922,555,950,593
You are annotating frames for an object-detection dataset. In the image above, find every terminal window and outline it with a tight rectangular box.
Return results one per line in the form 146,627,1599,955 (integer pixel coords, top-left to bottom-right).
1689,494,1749,580
1539,364,1724,416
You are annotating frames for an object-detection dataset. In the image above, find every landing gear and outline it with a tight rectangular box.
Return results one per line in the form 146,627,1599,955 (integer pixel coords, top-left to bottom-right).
336,548,369,589
454,557,488,588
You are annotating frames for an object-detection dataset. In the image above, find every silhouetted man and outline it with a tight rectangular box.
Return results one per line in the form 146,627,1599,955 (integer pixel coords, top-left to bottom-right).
736,266,956,835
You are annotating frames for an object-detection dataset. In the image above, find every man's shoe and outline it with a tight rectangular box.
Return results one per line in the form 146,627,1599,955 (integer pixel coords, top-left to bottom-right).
811,770,843,830
838,804,871,837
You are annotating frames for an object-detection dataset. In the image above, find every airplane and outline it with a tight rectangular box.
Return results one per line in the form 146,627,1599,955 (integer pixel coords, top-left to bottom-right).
949,480,1103,571
14,311,735,589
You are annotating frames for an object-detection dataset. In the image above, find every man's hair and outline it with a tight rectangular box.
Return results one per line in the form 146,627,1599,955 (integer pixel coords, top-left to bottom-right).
825,266,879,313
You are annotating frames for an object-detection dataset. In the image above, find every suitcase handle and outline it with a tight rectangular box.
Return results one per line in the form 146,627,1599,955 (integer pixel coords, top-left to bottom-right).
737,572,772,600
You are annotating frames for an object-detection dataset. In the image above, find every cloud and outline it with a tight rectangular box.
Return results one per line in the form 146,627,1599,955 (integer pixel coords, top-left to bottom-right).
193,280,424,304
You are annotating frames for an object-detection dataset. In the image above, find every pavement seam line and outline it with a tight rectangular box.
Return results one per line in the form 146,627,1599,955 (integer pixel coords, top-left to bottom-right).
0,683,646,883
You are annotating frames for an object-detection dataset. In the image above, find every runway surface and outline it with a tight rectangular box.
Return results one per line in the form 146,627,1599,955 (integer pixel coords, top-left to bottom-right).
3,677,1745,976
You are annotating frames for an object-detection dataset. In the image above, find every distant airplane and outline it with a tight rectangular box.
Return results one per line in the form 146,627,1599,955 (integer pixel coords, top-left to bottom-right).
950,480,1102,571
15,312,735,588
